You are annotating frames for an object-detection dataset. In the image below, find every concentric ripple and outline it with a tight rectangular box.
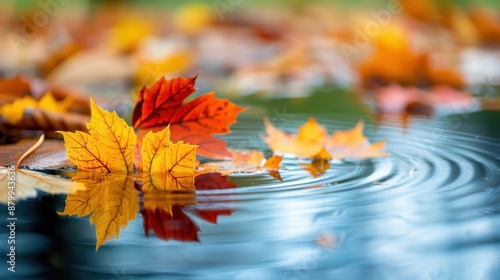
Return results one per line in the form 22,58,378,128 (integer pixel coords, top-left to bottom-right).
15,114,500,280
205,115,500,209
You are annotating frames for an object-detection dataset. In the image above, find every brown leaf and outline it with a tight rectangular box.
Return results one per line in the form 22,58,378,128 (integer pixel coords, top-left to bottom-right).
0,139,72,169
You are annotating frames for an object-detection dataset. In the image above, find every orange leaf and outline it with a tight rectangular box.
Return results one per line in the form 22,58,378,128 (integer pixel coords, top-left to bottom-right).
197,150,282,180
263,117,326,158
0,92,73,124
263,119,388,160
263,155,283,170
0,167,84,204
325,121,388,160
301,159,331,178
58,99,137,173
232,150,265,167
132,76,246,159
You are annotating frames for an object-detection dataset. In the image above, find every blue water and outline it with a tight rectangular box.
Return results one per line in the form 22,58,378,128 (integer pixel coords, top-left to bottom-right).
1,115,500,280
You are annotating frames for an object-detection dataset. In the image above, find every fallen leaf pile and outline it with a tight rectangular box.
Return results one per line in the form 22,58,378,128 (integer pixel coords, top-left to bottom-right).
0,75,92,140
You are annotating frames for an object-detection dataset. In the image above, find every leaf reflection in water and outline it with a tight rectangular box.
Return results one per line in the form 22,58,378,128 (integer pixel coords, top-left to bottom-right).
58,172,137,250
59,171,236,249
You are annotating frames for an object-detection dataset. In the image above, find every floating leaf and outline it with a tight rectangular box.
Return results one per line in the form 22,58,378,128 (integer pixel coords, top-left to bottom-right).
0,167,84,204
142,172,195,192
58,99,136,173
142,126,197,173
133,76,246,160
263,118,388,160
263,118,326,158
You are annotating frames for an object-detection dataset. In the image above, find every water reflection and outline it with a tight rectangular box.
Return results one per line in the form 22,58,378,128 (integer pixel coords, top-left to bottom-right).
59,172,237,248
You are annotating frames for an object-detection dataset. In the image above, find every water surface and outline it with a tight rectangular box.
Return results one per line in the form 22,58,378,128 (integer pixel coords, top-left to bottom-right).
2,114,500,280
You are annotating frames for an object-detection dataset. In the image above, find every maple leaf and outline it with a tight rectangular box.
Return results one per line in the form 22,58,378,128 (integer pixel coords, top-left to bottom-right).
198,150,283,174
263,118,388,160
0,75,91,113
58,99,137,173
58,172,137,250
198,150,283,181
0,92,73,124
263,118,327,158
0,167,84,204
142,172,195,192
141,126,197,173
141,126,197,191
357,25,463,89
132,76,246,161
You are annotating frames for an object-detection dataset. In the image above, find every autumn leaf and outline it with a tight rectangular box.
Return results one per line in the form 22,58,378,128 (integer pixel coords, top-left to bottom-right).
198,151,282,174
198,151,282,181
59,172,137,250
263,118,326,158
232,149,266,167
140,125,197,191
58,99,137,173
357,25,463,89
106,18,153,53
142,172,195,192
301,159,331,178
0,92,73,124
132,76,246,160
0,167,84,204
142,126,197,173
0,139,72,169
0,75,91,113
263,118,388,160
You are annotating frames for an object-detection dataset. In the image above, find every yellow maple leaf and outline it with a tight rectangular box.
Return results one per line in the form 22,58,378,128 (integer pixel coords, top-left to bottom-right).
58,99,137,173
142,172,195,192
0,92,73,124
142,126,197,174
263,118,388,160
58,172,137,250
141,126,197,191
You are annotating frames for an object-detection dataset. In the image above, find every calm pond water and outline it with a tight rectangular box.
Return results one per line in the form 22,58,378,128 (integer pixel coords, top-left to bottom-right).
1,114,500,280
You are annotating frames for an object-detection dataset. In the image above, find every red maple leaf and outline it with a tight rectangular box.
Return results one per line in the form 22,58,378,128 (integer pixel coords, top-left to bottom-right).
132,76,246,168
